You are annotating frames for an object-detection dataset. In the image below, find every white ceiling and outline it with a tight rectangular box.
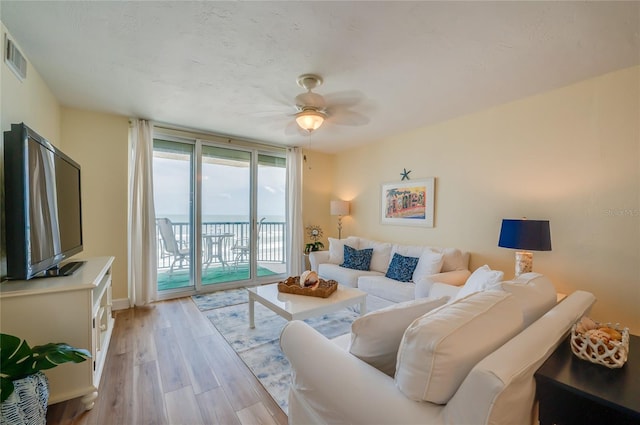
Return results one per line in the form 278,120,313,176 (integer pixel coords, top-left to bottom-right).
1,1,639,153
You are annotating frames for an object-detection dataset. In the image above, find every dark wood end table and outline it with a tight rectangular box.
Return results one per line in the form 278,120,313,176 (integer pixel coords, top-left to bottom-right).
535,333,640,425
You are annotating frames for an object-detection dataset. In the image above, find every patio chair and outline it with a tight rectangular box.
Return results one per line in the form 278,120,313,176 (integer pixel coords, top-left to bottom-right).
231,217,265,270
157,218,190,273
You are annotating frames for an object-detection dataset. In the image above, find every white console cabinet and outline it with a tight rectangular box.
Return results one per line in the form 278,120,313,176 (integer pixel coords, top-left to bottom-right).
0,256,115,410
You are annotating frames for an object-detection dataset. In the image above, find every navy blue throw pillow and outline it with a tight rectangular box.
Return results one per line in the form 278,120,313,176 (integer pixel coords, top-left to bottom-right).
341,245,374,271
385,253,420,282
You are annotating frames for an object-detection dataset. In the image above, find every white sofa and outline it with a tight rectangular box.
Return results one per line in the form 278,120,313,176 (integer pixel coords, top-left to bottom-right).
309,237,471,304
281,274,596,425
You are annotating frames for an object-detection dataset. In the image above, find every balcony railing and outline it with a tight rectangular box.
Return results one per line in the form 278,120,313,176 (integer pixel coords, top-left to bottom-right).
156,221,285,270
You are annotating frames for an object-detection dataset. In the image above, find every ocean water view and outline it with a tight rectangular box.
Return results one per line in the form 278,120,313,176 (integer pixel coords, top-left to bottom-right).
158,214,285,224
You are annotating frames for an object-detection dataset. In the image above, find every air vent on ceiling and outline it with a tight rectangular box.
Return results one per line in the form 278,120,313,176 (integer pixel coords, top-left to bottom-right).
4,34,27,81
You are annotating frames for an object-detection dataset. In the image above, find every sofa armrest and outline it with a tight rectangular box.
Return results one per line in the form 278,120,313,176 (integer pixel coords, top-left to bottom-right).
309,250,330,272
427,282,462,300
415,269,471,298
280,320,443,425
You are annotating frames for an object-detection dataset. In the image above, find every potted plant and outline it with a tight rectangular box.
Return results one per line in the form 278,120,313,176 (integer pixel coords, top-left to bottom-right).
1,333,91,425
305,225,325,253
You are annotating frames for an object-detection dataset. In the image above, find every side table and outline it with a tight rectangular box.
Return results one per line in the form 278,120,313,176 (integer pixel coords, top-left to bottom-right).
535,333,640,425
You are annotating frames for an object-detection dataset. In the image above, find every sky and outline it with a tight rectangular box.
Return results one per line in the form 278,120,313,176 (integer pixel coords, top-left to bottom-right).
153,156,286,222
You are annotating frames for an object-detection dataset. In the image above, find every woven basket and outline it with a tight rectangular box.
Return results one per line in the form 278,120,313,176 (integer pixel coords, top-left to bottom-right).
0,371,49,425
277,276,338,298
570,322,629,369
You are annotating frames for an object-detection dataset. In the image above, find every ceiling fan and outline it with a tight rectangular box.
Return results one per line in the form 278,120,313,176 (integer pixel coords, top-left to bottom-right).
283,73,370,135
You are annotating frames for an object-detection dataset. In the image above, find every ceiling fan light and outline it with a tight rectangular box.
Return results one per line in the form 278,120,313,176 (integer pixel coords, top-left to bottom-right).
295,109,325,132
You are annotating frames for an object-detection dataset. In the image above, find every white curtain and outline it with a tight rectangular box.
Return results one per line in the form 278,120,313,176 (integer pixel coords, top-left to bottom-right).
286,147,304,276
128,119,158,306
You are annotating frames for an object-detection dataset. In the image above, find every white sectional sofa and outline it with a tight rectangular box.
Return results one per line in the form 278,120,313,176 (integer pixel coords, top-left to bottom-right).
309,236,472,304
281,274,596,425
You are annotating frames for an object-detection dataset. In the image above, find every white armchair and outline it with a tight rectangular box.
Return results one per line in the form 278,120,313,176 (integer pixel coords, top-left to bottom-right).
281,290,596,425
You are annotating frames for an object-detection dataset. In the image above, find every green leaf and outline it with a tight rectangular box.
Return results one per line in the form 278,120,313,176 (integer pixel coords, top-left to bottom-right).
31,343,90,371
0,333,90,401
0,334,37,379
0,376,15,403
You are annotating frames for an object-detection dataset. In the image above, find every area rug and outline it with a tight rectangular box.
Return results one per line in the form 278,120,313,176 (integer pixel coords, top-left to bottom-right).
192,288,359,413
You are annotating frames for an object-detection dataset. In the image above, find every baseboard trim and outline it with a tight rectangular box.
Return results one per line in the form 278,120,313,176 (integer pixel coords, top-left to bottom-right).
112,298,130,311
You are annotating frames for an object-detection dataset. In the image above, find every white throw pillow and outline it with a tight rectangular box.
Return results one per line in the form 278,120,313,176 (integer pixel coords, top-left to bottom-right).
395,291,523,404
349,297,449,376
390,244,428,259
412,250,445,282
358,239,393,273
500,272,557,327
454,264,504,300
328,236,359,264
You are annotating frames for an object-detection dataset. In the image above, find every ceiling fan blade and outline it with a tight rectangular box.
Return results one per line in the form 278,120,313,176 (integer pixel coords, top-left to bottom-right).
295,92,326,109
323,90,365,108
284,120,309,136
325,106,370,126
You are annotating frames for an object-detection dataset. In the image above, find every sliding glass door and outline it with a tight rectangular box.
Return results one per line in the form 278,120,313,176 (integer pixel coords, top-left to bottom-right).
153,135,286,296
153,140,194,292
200,146,251,285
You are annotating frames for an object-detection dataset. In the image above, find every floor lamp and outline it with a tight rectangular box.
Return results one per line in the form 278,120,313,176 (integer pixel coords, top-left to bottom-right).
330,200,350,239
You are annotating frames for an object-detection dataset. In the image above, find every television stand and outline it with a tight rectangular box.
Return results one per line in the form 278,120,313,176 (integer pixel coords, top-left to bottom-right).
0,257,115,410
42,261,86,277
59,261,85,276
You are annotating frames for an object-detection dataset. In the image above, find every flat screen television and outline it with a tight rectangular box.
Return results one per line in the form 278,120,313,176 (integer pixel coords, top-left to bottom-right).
4,123,83,280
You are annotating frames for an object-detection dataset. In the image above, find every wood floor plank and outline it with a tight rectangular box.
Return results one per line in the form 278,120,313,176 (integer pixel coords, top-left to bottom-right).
172,325,221,394
198,333,262,411
196,386,242,425
179,297,216,337
237,402,278,425
153,326,191,392
94,351,134,425
131,306,159,365
165,386,206,425
132,360,168,425
109,308,134,355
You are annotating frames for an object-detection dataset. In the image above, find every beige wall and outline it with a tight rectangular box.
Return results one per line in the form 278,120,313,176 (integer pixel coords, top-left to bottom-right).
1,24,61,144
302,149,335,249
328,66,640,332
60,109,129,300
1,24,62,277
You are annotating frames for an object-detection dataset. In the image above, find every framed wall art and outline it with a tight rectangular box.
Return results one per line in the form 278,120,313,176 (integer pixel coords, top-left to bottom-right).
381,178,435,227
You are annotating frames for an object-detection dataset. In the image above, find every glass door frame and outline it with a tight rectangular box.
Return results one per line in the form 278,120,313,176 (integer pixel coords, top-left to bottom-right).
154,130,286,300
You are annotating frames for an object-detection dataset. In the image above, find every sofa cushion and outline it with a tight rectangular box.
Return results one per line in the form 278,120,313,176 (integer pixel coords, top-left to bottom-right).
395,291,523,404
441,248,467,272
500,272,557,327
390,244,427,258
412,250,445,282
349,297,449,376
328,237,359,264
358,239,393,273
317,263,381,288
454,265,504,300
385,253,420,282
358,276,416,303
341,245,374,271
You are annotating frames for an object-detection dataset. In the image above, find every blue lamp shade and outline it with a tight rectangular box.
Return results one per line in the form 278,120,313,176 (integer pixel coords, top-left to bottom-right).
498,219,552,251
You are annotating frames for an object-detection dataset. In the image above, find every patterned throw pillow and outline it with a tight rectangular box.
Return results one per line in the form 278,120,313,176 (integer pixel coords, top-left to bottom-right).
385,253,420,282
341,245,374,271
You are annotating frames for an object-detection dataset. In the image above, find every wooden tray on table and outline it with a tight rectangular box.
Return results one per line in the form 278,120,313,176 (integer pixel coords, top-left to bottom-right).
277,276,338,298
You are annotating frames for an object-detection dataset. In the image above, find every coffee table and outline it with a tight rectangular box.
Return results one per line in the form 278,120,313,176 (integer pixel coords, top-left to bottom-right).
247,283,367,328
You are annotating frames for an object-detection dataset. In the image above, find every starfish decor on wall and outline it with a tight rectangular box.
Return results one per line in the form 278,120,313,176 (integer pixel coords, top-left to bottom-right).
400,168,411,181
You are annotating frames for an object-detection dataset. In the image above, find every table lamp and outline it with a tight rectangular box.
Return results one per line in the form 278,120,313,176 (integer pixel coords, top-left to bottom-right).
330,200,350,239
498,218,551,277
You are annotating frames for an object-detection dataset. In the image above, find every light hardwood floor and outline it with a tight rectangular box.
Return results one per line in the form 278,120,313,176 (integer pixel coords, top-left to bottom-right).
46,297,288,425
